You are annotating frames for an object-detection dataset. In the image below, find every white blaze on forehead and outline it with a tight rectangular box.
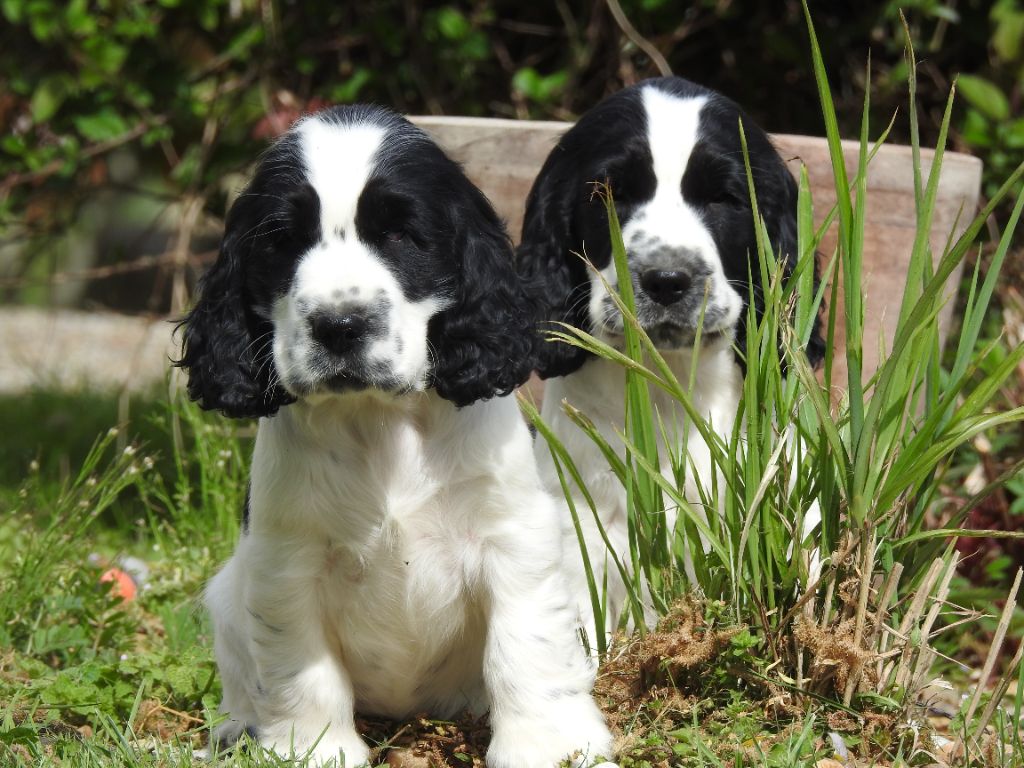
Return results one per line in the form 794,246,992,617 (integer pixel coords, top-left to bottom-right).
641,87,707,197
297,118,385,236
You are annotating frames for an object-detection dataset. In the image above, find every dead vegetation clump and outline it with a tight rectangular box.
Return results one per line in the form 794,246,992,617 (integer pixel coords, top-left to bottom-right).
589,596,760,761
794,615,876,695
132,698,203,741
596,598,742,725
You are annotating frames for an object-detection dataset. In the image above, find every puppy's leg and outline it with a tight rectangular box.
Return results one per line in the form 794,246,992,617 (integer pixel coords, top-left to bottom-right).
483,503,616,768
206,556,260,751
234,539,369,767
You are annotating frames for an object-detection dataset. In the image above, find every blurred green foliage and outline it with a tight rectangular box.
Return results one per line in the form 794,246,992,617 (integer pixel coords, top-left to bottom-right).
955,0,1024,197
0,0,1019,288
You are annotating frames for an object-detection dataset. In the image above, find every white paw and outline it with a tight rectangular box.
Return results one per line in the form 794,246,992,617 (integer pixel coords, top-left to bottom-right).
261,724,371,767
208,718,256,754
488,699,614,768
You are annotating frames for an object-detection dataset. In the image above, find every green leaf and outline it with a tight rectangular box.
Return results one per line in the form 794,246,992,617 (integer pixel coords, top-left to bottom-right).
30,76,70,123
198,2,218,30
960,109,992,149
225,24,264,60
1004,117,1024,148
330,69,372,103
1,0,25,23
73,109,130,142
435,6,470,40
458,30,489,61
854,691,903,712
992,0,1024,62
512,67,568,103
82,36,129,76
64,0,96,36
27,2,61,41
1,134,27,156
957,74,1010,121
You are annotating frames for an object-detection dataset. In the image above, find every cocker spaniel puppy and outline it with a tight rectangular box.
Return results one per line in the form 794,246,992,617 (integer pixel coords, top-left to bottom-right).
178,105,614,768
516,77,823,638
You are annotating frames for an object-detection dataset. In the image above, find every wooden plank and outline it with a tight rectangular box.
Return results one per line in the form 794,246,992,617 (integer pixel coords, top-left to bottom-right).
773,134,982,387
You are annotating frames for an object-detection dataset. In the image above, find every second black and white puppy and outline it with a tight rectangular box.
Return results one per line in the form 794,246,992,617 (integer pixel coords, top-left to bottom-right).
516,77,823,638
178,105,614,768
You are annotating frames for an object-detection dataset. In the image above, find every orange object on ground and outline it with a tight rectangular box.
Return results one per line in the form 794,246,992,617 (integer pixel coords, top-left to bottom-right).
100,567,137,601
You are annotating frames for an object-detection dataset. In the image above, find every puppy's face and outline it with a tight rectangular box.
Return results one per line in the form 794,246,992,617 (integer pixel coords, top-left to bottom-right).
261,118,455,399
179,106,534,417
518,77,818,377
580,87,750,349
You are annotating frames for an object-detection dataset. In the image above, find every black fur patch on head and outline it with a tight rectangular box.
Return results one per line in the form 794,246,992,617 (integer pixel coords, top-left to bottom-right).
516,76,824,377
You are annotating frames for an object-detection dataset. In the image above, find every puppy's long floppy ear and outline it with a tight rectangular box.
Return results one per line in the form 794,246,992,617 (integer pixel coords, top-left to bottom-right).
739,126,826,371
174,218,295,419
515,154,592,379
428,189,536,408
761,156,826,370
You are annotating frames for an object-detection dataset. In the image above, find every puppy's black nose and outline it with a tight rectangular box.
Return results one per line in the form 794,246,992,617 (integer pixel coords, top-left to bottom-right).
640,269,690,305
310,313,368,355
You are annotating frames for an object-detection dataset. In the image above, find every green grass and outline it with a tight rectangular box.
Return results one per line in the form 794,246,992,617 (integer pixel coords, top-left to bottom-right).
0,389,250,767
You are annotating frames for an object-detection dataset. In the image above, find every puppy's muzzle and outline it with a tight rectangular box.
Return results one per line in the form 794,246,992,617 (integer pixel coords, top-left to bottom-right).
639,269,690,306
310,311,369,356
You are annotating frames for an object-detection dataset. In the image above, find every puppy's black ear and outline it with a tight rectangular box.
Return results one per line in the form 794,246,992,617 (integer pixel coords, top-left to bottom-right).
762,161,826,370
428,191,536,407
174,228,294,419
515,157,592,379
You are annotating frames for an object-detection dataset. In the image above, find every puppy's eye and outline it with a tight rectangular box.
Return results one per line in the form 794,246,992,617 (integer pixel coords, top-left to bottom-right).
709,189,746,207
383,230,405,242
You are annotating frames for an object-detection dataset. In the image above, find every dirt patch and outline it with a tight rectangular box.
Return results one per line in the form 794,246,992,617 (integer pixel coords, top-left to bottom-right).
359,713,490,767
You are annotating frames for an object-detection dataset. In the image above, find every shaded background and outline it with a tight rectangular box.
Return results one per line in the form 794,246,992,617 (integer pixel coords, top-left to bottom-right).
1,0,1021,314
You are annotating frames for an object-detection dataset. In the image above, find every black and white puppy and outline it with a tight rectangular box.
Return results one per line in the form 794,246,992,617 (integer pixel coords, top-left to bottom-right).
178,105,614,767
516,77,823,637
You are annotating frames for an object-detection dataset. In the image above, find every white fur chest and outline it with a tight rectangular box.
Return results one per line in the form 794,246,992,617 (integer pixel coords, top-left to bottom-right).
536,345,742,633
538,346,741,499
244,395,496,717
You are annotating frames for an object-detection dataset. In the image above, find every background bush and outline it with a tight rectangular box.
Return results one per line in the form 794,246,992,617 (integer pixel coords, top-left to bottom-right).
1,0,1020,309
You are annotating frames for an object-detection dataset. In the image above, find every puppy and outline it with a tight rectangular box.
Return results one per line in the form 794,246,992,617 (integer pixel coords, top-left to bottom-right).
516,77,823,638
177,104,614,767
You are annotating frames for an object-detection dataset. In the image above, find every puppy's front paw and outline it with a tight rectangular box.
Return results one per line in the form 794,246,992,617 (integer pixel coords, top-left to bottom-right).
209,718,255,752
260,723,371,767
487,699,615,768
